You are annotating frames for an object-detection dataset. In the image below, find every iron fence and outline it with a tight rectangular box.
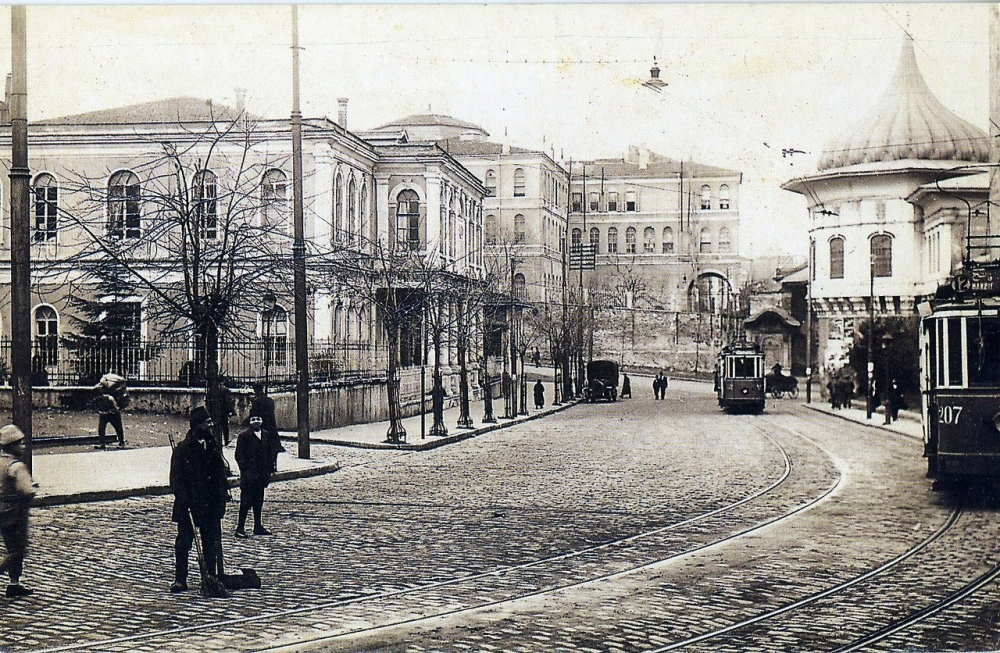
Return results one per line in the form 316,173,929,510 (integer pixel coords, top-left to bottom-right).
0,338,389,388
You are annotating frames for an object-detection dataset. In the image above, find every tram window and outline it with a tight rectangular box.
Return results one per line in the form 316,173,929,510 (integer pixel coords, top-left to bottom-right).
730,357,755,378
947,317,964,386
926,321,938,389
967,318,1000,387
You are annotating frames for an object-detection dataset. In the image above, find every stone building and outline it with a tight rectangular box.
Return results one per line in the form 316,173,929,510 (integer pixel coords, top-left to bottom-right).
783,38,990,374
567,146,748,314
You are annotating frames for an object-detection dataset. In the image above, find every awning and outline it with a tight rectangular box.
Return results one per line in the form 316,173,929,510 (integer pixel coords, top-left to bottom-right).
744,307,802,329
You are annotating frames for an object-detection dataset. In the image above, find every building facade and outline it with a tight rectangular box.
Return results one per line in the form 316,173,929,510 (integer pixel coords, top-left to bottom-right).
568,146,747,314
783,39,990,375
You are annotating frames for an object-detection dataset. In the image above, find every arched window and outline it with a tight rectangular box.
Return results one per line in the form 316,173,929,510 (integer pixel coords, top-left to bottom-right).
261,168,288,229
264,306,288,367
360,182,369,244
662,227,674,254
109,170,141,239
513,168,525,197
829,236,845,279
718,227,732,253
396,189,421,250
513,273,526,299
193,169,217,240
699,227,712,253
485,169,497,197
34,305,58,366
485,214,498,244
643,226,655,253
625,227,637,253
719,184,731,210
871,234,892,277
607,227,619,254
347,178,357,245
334,173,344,241
589,227,600,251
514,214,526,242
33,173,58,242
571,228,582,248
700,185,712,210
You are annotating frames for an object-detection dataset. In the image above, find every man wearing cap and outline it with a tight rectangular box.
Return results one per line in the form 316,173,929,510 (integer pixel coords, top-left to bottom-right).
0,425,35,598
250,384,284,472
234,412,273,537
169,406,230,593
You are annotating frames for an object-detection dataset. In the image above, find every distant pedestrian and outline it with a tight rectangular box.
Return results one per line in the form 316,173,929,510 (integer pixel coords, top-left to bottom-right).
654,371,668,400
169,406,230,593
0,425,35,599
235,413,273,537
533,379,545,409
207,377,235,447
250,384,284,473
653,375,661,400
827,379,838,409
532,347,541,368
94,387,125,449
621,373,632,398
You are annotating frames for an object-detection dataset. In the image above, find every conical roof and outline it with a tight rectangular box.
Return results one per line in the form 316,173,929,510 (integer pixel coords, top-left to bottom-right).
818,39,988,171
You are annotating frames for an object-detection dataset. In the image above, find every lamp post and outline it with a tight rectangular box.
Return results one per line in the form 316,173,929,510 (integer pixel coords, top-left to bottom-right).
262,292,276,393
866,258,876,420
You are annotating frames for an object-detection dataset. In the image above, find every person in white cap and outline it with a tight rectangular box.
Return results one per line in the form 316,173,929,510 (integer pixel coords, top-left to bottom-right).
0,425,35,598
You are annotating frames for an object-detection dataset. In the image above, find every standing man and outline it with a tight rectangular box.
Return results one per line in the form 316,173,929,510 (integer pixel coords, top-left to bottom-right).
169,406,230,593
235,412,273,537
0,425,35,598
207,377,235,447
533,379,545,409
621,373,632,399
94,386,125,449
250,384,284,473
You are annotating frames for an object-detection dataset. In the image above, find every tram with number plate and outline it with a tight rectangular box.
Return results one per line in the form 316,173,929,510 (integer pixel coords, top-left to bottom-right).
921,262,1000,485
715,341,766,413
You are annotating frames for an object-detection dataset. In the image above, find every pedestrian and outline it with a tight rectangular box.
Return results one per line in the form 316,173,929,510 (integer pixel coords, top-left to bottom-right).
235,413,273,537
207,376,235,447
661,373,669,398
169,406,231,593
652,374,661,400
827,378,838,409
533,379,545,409
532,347,541,368
94,386,125,449
621,373,632,398
250,384,284,473
0,425,35,598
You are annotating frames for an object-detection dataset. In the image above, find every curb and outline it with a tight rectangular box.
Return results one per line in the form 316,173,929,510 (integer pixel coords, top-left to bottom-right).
313,399,582,451
33,461,342,508
802,403,923,441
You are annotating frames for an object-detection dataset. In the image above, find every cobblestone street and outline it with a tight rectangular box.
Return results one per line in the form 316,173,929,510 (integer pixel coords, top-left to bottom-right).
2,381,998,652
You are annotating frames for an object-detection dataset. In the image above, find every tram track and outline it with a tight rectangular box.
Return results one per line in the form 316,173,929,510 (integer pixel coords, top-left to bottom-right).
39,416,841,652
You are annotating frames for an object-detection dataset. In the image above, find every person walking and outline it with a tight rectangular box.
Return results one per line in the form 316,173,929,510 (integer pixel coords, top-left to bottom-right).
207,377,235,447
533,379,545,409
250,384,284,473
235,413,273,537
169,406,231,593
621,373,632,399
532,347,541,368
652,374,661,400
94,386,125,449
0,425,35,598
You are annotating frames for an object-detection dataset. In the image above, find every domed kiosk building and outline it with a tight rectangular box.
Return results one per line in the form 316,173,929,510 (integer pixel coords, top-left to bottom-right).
783,38,990,375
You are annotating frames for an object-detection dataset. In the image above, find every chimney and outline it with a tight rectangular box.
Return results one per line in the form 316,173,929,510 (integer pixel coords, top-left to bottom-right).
337,98,349,128
502,126,510,154
235,87,246,114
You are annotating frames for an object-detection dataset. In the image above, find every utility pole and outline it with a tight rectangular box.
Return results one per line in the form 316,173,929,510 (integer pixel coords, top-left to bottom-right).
866,258,875,420
9,6,31,469
578,163,586,396
806,238,813,403
291,5,310,458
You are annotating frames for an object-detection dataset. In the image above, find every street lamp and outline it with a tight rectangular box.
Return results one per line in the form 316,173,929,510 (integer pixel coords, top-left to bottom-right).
262,292,277,393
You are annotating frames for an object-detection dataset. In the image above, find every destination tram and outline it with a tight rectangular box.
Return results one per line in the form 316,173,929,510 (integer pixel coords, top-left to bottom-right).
714,341,766,413
921,262,1000,486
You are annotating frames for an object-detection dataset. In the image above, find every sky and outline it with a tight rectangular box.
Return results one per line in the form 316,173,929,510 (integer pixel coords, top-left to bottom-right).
0,3,991,259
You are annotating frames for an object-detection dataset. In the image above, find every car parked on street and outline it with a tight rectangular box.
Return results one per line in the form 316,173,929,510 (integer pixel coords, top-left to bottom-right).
585,360,619,402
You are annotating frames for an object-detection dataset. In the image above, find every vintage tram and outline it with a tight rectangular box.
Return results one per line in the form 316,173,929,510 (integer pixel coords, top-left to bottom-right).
921,262,1000,485
715,341,766,413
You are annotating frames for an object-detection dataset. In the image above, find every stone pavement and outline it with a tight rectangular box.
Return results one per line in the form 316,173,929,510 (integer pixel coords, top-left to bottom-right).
31,391,574,506
803,400,923,440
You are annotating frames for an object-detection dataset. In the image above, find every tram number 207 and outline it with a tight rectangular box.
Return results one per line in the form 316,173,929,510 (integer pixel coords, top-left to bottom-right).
938,405,963,425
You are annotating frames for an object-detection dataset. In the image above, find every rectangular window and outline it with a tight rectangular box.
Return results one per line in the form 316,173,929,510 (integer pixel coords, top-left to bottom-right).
607,192,618,212
571,193,582,213
625,191,637,212
34,186,58,242
662,242,674,254
966,317,1000,387
947,317,964,386
589,192,599,211
830,238,844,279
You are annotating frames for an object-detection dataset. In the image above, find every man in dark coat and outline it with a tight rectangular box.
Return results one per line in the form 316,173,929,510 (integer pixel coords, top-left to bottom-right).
169,406,230,593
250,384,284,472
207,377,235,447
621,373,632,398
0,426,35,598
533,379,545,409
235,413,273,537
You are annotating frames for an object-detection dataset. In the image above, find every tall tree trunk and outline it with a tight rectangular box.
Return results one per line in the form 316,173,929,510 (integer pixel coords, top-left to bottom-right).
457,301,473,428
385,292,405,443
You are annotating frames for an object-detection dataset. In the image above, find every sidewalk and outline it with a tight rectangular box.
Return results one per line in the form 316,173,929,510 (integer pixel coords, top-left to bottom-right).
803,400,923,440
31,391,576,506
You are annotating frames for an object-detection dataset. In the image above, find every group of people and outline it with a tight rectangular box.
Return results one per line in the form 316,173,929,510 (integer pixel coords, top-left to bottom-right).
653,371,669,400
826,375,855,410
169,383,284,593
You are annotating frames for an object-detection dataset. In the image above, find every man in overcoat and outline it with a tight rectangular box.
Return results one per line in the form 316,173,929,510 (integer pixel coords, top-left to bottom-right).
235,413,273,537
0,425,35,598
169,406,230,593
250,384,284,472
